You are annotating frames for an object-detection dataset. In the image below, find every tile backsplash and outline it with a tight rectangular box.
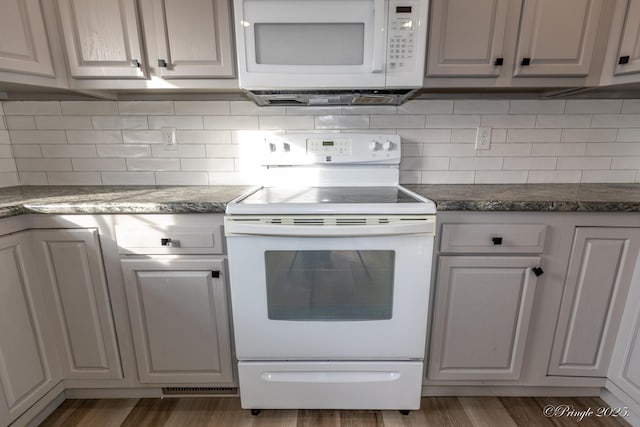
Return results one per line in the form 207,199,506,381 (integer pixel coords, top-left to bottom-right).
1,99,640,187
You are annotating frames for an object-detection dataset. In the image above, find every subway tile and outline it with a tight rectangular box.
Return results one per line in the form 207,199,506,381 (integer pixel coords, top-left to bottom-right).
509,100,565,114
97,144,151,158
41,145,97,158
0,159,17,172
531,143,586,156
490,129,507,143
0,146,13,158
156,172,209,185
565,100,622,114
6,116,36,130
122,130,163,144
421,170,475,184
370,115,425,128
503,157,556,170
342,106,397,115
450,129,475,143
180,158,235,171
528,170,582,183
151,145,206,158
591,114,640,128
397,129,450,143
101,171,155,185
426,115,481,128
0,131,8,144
36,116,93,130
286,106,340,116
259,116,314,130
0,173,19,186
204,116,259,130
0,103,4,115
18,172,48,185
9,130,67,144
581,170,637,183
475,170,528,184
561,129,618,142
398,100,453,114
556,156,611,170
117,101,173,115
47,172,102,185
61,101,118,115
400,157,449,170
208,171,256,185
449,157,502,170
506,129,561,143
399,171,421,184
315,115,369,129
454,100,509,114
422,143,476,157
0,116,5,130
232,101,285,115
12,145,42,158
205,144,241,158
16,158,72,171
92,116,148,129
616,129,640,142
400,142,423,157
67,130,123,144
178,130,232,144
481,115,536,128
71,158,127,171
3,101,61,115
126,158,180,171
476,142,532,157
586,143,640,156
148,116,203,130
174,101,229,115
622,100,640,113
612,157,640,169
535,115,591,128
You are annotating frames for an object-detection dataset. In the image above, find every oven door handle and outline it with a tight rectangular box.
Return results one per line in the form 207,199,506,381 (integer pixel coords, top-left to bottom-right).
225,223,434,237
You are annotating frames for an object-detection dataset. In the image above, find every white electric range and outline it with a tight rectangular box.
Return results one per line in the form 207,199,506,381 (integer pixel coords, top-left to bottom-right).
225,133,435,412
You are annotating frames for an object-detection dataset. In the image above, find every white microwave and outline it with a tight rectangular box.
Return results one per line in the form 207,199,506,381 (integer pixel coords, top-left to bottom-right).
233,0,429,92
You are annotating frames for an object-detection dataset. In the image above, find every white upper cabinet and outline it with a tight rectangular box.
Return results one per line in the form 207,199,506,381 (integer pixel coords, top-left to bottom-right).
57,0,147,78
0,0,55,77
426,0,513,77
141,0,234,78
514,0,603,77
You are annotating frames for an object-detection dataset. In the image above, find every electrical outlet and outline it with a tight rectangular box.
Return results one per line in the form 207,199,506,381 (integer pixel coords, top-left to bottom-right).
162,127,178,150
475,127,491,150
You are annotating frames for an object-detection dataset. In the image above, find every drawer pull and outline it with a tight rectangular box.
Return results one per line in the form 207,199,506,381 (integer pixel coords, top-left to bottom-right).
161,238,177,247
531,267,544,277
212,270,220,278
491,237,503,245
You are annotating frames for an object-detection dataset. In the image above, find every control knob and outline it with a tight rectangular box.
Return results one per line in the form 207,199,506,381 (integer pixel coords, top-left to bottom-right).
382,140,394,151
369,141,380,151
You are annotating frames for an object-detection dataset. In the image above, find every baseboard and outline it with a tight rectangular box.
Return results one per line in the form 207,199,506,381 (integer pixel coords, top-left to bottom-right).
601,382,640,427
64,388,164,399
421,385,604,397
12,382,66,427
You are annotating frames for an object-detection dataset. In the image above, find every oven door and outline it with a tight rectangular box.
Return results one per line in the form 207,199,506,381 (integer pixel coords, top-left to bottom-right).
226,225,433,360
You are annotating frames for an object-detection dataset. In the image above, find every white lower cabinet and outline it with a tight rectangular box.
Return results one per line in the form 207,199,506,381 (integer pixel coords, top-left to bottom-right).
121,257,233,384
0,231,60,424
428,256,541,380
31,229,122,381
548,227,640,377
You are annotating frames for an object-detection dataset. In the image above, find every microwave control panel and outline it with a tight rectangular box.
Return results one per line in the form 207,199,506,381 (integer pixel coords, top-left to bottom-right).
387,0,420,72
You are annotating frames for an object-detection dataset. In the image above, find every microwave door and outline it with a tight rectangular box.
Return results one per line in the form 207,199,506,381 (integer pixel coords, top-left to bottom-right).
235,0,388,89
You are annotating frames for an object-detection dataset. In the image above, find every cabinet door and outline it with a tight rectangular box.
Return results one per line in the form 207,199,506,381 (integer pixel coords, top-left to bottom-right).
143,0,234,78
428,256,541,381
0,232,59,422
32,229,122,381
121,257,233,384
0,383,9,427
548,228,640,377
426,0,513,77
57,0,147,78
0,0,55,77
514,0,602,76
614,0,640,76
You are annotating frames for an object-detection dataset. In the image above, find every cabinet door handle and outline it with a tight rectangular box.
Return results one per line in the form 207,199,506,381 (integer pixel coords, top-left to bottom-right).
158,59,168,68
619,55,630,65
521,57,531,66
494,57,504,66
491,237,503,245
130,59,141,68
531,266,544,277
212,270,220,278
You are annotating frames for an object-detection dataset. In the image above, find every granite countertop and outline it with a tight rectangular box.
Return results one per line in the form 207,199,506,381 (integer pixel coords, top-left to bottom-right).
1,184,640,219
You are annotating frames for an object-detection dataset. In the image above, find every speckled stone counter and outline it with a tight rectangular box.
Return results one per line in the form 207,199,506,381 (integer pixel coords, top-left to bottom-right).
1,184,640,219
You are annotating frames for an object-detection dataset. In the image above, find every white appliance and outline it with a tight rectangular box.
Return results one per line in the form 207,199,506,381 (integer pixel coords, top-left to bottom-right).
225,133,436,412
232,0,429,105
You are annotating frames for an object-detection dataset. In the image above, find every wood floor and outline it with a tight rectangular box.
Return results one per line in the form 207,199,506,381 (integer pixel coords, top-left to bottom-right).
39,396,632,426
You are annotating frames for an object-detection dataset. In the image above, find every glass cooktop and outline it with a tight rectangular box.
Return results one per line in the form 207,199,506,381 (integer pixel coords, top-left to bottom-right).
238,186,423,205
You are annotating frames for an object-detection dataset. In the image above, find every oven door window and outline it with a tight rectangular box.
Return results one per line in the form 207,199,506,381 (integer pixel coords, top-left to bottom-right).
265,250,395,320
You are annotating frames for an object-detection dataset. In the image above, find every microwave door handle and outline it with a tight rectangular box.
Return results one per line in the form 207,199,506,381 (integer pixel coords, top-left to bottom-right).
371,0,386,73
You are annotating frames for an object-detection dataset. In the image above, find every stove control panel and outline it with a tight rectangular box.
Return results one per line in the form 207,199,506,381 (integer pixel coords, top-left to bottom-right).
259,134,401,165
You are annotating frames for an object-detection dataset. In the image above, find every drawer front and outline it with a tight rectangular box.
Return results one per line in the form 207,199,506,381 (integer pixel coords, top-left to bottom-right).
440,223,547,254
115,225,223,255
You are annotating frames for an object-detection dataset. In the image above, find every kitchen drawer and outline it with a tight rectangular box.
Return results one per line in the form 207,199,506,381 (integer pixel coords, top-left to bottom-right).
114,215,224,255
440,223,547,254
